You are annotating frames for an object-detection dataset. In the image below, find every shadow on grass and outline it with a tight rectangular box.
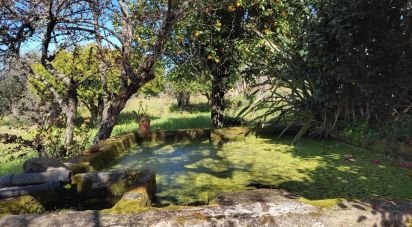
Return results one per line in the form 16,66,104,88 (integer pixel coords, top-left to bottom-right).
108,136,412,225
249,138,412,226
268,138,412,200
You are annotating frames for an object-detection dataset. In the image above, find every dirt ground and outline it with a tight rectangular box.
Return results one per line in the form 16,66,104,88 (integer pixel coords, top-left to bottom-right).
0,189,411,227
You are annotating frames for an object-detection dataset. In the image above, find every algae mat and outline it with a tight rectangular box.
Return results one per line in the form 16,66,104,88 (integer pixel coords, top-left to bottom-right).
108,137,412,205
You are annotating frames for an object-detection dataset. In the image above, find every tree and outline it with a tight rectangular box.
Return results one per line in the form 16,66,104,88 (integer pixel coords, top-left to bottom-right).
170,0,246,128
0,0,100,155
30,45,120,127
1,0,195,146
89,0,193,143
166,66,211,109
308,0,412,121
242,0,412,139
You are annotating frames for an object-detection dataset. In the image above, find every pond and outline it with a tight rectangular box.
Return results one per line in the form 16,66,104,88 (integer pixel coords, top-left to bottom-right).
108,137,412,205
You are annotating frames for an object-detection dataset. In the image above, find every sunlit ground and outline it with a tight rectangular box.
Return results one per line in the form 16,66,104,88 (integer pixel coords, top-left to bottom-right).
108,137,412,205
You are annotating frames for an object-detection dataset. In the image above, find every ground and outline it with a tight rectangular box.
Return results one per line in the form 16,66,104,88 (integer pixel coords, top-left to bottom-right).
1,189,411,227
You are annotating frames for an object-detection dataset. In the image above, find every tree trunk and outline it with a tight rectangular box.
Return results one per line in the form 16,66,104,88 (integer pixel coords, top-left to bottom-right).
91,0,179,144
211,76,225,128
93,91,131,144
63,105,77,154
202,93,212,106
63,81,78,155
176,91,190,109
89,105,98,126
64,111,75,148
84,96,104,127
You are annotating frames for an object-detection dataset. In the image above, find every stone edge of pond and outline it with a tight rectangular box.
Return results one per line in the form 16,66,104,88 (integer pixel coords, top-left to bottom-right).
3,189,412,226
64,126,302,173
13,126,297,216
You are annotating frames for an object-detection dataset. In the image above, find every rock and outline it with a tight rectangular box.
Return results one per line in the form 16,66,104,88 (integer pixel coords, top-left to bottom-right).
71,169,156,203
0,171,71,188
1,189,412,226
108,188,151,213
71,169,156,213
23,157,68,174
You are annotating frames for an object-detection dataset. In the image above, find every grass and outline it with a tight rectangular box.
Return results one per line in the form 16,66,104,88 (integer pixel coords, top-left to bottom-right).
0,126,38,175
0,96,212,176
108,136,412,206
85,96,212,139
2,96,412,207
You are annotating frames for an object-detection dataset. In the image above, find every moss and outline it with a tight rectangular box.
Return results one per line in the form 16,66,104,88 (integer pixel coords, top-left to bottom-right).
103,200,151,214
65,163,89,174
71,174,92,193
406,217,412,227
109,179,128,197
0,195,45,216
299,198,344,209
103,202,195,214
68,133,139,172
108,136,412,205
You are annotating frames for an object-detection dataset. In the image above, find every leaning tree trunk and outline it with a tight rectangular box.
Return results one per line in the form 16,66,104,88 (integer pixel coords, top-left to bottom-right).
93,90,131,144
211,76,225,128
91,0,180,144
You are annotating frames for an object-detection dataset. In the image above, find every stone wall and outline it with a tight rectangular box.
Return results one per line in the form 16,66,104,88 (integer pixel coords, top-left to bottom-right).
66,127,297,173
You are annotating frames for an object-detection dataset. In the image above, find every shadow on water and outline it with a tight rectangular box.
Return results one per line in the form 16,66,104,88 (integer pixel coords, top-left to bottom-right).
108,140,255,205
252,138,412,226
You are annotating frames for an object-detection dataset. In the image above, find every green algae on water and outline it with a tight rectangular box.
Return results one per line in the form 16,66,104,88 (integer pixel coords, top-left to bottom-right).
108,137,412,205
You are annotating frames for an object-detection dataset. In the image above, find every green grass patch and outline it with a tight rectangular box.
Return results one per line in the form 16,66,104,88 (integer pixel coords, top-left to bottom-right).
108,97,211,137
0,126,38,176
108,137,412,206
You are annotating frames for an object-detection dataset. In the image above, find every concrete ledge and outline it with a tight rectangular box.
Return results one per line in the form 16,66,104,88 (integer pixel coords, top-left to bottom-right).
137,129,211,144
66,133,137,172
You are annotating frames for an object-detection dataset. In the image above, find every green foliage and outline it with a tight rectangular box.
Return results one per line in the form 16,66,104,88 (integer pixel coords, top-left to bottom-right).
139,62,166,97
240,0,412,141
166,67,210,96
31,123,91,160
341,115,412,154
380,115,412,141
30,45,120,121
301,0,412,120
342,121,379,146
